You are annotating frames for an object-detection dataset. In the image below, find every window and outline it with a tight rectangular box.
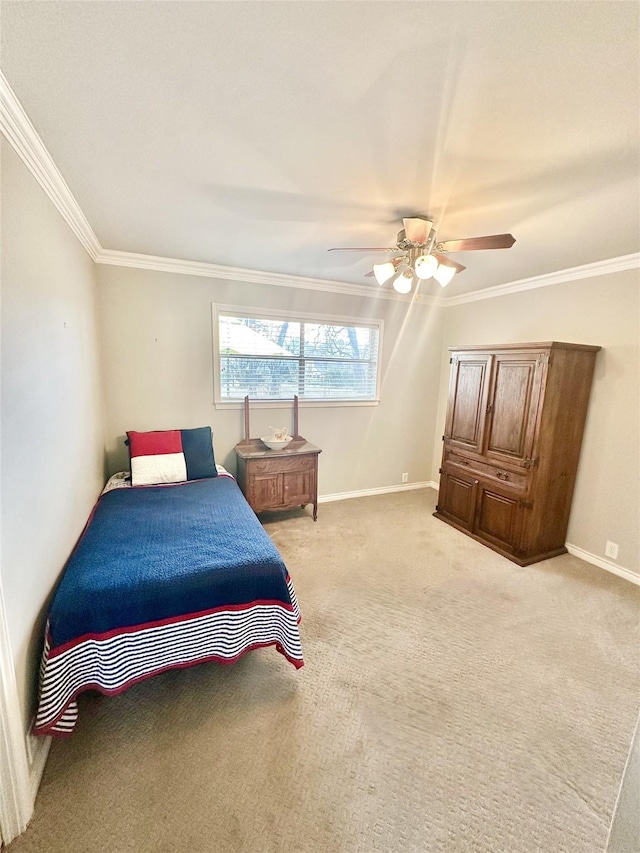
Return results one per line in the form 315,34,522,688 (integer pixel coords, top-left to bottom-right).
214,306,381,404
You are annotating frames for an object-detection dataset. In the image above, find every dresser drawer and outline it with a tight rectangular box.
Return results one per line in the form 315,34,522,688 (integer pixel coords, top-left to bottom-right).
248,454,316,476
445,450,528,490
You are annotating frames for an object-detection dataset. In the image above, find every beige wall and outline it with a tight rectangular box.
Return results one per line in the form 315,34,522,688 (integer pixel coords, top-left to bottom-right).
0,141,106,731
96,263,639,576
432,270,639,576
96,265,444,495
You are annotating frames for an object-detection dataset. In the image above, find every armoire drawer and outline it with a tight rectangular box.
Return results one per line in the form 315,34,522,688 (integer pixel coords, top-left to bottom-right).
444,450,529,491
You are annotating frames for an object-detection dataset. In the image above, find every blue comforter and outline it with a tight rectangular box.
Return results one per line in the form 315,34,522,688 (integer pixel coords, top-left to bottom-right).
35,476,303,737
50,476,292,646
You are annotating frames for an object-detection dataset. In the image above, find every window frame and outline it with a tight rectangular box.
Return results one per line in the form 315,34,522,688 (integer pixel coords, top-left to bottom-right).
212,303,383,409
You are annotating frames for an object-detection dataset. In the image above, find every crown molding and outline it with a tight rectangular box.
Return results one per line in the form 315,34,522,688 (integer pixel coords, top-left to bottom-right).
96,248,439,306
2,70,635,307
0,70,102,260
441,253,640,307
94,249,638,309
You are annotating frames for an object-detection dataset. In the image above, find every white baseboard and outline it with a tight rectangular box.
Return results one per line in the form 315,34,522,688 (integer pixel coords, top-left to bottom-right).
28,734,51,804
566,544,639,586
319,481,433,503
0,578,52,845
0,588,31,844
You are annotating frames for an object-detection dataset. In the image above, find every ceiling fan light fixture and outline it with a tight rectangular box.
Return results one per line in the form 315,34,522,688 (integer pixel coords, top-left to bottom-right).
373,262,396,286
392,265,413,294
414,254,438,280
434,262,457,288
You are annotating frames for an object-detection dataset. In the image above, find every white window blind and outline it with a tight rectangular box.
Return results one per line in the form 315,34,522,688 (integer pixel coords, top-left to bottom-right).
216,310,380,402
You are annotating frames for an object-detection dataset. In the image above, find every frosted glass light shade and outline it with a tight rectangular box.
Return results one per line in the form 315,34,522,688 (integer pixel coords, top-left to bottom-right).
414,254,438,280
434,262,456,287
373,262,396,285
392,266,413,294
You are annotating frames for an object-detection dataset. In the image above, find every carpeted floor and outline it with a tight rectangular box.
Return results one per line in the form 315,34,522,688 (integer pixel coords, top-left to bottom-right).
9,488,640,853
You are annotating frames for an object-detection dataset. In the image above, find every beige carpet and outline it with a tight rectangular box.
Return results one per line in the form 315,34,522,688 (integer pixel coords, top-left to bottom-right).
9,488,640,853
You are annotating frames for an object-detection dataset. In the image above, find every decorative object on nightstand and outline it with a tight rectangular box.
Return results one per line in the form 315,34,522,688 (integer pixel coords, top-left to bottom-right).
260,426,293,451
235,396,321,521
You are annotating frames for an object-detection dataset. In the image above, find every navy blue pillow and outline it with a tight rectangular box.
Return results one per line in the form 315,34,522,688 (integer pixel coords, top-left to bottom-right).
180,427,218,480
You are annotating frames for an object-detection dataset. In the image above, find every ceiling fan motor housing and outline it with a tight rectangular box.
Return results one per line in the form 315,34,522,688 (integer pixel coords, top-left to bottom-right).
396,229,432,251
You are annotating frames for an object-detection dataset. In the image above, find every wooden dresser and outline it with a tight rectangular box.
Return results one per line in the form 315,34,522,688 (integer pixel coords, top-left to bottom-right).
434,341,600,565
235,440,321,520
234,395,321,520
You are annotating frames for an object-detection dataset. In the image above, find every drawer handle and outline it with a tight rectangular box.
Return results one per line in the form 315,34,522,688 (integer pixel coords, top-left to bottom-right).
496,471,510,481
458,458,470,466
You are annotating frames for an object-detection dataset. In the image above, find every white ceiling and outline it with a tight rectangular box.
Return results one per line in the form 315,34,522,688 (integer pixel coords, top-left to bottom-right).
2,1,639,296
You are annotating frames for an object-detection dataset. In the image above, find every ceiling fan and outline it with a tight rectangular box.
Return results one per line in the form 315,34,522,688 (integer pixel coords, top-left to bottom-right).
328,216,515,293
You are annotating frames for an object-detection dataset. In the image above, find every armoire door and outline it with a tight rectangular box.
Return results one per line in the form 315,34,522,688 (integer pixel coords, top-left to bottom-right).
475,484,527,556
483,351,545,467
444,354,493,455
437,466,478,530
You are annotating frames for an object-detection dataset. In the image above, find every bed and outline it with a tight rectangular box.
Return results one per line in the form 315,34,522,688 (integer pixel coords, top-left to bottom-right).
33,465,303,738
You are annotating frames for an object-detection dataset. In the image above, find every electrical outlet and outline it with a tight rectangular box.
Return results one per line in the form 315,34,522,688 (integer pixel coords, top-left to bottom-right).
605,541,619,560
401,472,409,484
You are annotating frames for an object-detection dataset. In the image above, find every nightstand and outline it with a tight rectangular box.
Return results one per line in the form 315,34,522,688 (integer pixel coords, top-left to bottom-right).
235,440,321,520
234,395,321,520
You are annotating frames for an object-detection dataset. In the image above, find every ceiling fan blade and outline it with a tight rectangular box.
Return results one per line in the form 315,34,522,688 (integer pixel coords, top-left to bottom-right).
434,253,466,274
328,247,399,252
437,233,516,252
364,270,375,277
403,217,433,244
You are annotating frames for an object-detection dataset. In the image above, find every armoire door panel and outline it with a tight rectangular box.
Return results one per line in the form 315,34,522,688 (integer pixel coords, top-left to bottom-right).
445,355,492,454
437,467,478,529
475,486,524,554
485,354,542,464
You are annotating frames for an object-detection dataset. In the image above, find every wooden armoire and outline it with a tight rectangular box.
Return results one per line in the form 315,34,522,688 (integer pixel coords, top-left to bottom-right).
434,342,601,566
